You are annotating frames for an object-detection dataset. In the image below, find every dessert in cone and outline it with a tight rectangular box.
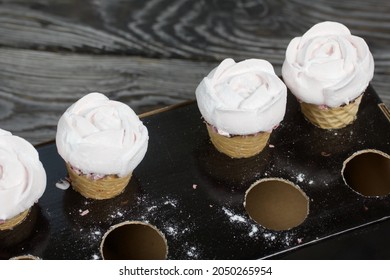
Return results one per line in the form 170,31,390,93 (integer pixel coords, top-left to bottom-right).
195,59,287,159
66,164,131,200
56,93,148,200
300,95,362,129
0,209,30,231
206,124,270,158
282,22,374,130
0,129,46,233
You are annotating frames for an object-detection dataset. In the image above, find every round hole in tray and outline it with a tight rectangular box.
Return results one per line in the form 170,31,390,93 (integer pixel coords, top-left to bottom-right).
244,178,309,231
100,221,168,260
9,255,40,260
342,150,390,197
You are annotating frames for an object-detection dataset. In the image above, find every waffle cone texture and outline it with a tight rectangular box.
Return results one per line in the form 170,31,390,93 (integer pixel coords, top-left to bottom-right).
0,209,30,231
66,164,131,200
300,95,363,129
206,125,270,158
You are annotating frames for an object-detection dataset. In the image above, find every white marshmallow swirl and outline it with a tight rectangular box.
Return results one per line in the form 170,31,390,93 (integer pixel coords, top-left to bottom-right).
0,129,46,221
56,92,148,177
282,21,374,107
195,58,287,136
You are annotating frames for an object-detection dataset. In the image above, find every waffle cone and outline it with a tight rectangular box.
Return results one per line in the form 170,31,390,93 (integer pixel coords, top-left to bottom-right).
0,209,30,231
66,164,131,200
300,95,362,129
206,125,270,158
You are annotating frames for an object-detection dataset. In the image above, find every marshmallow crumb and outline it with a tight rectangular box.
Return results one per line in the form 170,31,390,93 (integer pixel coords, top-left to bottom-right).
55,179,70,190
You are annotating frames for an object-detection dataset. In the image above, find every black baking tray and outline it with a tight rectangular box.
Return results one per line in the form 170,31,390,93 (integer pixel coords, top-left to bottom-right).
1,85,390,260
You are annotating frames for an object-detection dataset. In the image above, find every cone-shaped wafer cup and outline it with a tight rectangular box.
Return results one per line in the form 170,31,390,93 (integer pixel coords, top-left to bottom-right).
300,95,362,129
66,164,131,200
0,209,30,231
206,124,270,158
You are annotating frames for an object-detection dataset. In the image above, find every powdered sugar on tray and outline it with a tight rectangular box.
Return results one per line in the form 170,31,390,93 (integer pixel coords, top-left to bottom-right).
297,173,305,182
164,225,179,236
61,186,308,259
222,207,247,223
186,246,198,258
132,192,207,259
109,211,124,219
163,199,178,208
137,194,196,240
248,225,259,237
88,229,102,242
263,232,276,241
221,207,262,238
70,225,105,259
219,206,304,249
147,206,157,212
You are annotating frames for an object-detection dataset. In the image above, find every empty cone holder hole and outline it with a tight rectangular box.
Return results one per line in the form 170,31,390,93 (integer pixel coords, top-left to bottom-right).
342,150,390,197
100,221,168,260
9,255,40,260
244,178,309,231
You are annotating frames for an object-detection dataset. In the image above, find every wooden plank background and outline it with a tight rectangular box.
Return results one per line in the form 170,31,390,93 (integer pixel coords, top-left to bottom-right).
0,0,389,144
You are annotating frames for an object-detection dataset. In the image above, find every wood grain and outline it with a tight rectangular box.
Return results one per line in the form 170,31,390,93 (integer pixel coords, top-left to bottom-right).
0,0,389,144
0,48,212,144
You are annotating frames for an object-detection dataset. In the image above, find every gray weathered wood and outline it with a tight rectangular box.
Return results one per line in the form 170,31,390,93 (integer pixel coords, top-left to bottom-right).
0,0,389,144
0,48,214,144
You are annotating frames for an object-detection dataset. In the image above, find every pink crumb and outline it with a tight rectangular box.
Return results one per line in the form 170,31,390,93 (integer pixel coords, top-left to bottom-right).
80,209,89,216
318,105,329,110
269,144,275,148
70,165,82,175
297,238,303,244
192,184,197,190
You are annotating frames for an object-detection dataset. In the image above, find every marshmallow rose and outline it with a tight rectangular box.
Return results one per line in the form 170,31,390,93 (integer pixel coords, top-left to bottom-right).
196,58,287,158
282,21,374,108
0,129,46,221
196,58,287,136
56,92,148,199
56,92,148,177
